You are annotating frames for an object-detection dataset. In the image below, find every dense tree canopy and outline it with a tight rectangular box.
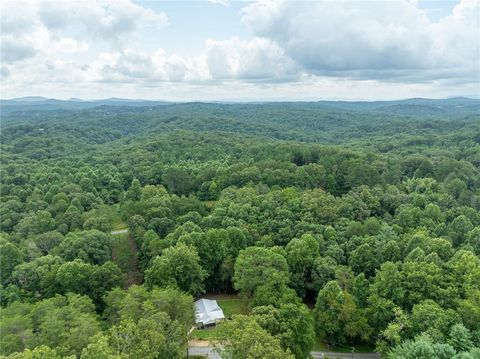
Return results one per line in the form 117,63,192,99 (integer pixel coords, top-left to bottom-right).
1,100,479,357
144,242,207,296
217,315,295,359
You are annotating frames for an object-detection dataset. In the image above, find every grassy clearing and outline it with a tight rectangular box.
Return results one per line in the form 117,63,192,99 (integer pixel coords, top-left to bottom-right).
111,232,142,286
217,298,249,318
190,296,376,354
102,204,126,230
190,326,222,340
111,233,133,271
83,204,127,231
204,294,249,318
190,294,248,341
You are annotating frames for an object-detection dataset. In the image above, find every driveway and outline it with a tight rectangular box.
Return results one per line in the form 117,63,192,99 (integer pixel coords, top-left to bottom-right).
311,351,381,359
188,346,221,358
187,346,380,359
110,228,129,235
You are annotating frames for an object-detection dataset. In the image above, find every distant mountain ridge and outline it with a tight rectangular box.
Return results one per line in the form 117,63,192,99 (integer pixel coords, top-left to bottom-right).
0,97,172,115
9,96,54,102
1,96,479,116
6,96,169,102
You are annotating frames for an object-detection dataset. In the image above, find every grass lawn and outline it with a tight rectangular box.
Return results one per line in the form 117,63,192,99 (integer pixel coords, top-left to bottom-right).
217,298,249,318
190,326,222,340
204,294,249,318
190,294,249,341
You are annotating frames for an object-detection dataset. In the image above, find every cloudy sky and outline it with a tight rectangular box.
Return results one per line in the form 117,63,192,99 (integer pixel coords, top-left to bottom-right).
1,0,479,101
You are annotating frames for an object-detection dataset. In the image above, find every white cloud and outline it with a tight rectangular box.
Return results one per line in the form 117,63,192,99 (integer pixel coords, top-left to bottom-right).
0,0,478,100
74,37,296,85
1,37,37,63
0,1,38,36
85,49,194,84
0,66,11,80
429,0,480,82
204,37,298,81
54,38,90,54
37,0,168,43
209,0,229,7
0,0,168,64
241,0,478,83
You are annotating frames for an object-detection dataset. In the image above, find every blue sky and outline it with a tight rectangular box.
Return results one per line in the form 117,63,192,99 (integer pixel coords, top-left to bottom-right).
1,0,478,100
136,1,249,55
417,0,457,19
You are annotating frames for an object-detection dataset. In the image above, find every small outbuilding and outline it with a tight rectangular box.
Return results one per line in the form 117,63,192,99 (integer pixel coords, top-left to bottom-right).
195,298,225,328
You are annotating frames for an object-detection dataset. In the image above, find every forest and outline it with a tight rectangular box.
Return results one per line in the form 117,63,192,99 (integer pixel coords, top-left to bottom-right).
1,98,480,358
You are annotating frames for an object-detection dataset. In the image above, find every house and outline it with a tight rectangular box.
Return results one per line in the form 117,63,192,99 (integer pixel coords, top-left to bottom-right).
195,298,225,328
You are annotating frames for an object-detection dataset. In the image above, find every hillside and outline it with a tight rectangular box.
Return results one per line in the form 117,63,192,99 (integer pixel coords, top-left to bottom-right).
1,101,479,358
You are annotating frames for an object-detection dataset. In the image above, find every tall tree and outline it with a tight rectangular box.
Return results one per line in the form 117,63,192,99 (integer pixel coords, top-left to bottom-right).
217,315,295,359
145,243,206,296
314,280,371,346
233,246,289,298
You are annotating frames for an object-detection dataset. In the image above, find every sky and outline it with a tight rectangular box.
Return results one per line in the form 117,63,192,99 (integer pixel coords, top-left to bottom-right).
1,0,479,101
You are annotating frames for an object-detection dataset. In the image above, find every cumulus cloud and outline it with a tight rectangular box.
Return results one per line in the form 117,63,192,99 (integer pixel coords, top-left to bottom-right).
209,0,229,7
0,1,38,36
85,49,193,84
1,38,37,63
80,37,296,85
429,0,480,81
1,0,478,99
1,66,11,80
37,0,168,42
28,0,471,86
204,37,298,82
241,0,479,83
0,0,168,65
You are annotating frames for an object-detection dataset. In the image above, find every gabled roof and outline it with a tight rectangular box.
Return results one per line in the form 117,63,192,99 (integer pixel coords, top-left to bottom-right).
195,298,225,326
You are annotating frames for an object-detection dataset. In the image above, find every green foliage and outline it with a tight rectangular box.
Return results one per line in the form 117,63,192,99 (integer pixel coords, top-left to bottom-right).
233,246,290,298
0,241,23,286
408,300,460,342
103,286,194,330
11,255,63,300
94,286,192,358
314,280,371,346
286,233,320,298
57,230,112,265
1,101,480,355
55,259,123,305
105,313,184,359
252,303,315,359
145,243,207,295
388,332,478,359
448,324,474,353
1,294,100,357
4,345,74,359
81,312,186,359
217,315,295,359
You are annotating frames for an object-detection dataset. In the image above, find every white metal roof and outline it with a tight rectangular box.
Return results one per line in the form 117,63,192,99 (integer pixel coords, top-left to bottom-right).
195,298,225,326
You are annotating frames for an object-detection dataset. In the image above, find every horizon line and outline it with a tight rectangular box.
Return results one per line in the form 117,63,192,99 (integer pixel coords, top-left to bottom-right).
3,95,479,103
